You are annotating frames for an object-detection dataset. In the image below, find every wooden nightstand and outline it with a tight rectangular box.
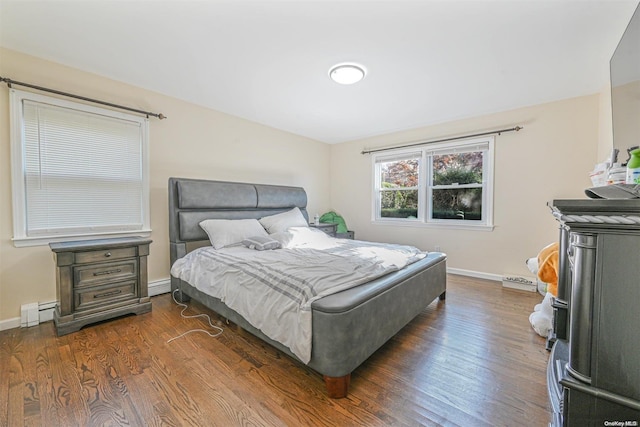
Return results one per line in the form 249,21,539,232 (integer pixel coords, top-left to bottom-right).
336,231,355,239
310,223,355,239
310,222,338,236
50,237,152,336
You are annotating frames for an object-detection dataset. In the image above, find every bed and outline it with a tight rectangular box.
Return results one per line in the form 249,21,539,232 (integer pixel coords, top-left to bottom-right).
168,177,447,398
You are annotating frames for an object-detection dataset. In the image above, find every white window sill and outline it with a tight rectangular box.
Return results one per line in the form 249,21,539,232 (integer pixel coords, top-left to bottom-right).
12,229,152,248
372,219,494,232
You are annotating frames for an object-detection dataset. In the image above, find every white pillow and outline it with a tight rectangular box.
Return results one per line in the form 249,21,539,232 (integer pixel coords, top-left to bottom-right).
199,219,269,249
269,231,294,248
259,207,308,234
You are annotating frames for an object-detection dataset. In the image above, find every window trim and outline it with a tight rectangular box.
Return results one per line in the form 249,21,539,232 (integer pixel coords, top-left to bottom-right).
371,136,494,230
10,89,151,247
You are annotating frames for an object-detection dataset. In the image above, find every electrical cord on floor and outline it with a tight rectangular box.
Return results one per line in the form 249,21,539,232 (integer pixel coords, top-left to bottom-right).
167,289,223,343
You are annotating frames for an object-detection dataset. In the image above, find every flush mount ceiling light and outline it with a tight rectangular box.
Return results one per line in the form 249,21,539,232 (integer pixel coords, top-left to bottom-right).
329,63,366,85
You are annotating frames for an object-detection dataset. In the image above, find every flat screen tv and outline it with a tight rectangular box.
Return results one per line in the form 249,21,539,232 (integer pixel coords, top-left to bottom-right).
610,2,640,162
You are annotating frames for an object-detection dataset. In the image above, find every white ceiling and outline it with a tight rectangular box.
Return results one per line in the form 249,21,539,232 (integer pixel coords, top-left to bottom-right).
1,0,638,144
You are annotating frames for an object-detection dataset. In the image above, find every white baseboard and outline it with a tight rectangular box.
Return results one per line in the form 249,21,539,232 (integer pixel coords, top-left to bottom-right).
0,278,172,332
0,317,21,331
447,267,502,282
0,299,56,331
149,278,171,296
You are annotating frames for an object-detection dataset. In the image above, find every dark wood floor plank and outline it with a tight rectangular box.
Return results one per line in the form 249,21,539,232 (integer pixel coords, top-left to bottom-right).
36,325,85,426
178,339,295,426
0,333,9,426
0,274,551,426
5,330,26,426
22,327,45,427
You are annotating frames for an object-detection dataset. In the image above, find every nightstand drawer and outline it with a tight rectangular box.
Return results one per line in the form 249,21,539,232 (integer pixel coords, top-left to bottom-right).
310,222,338,237
336,231,355,239
74,260,138,288
74,281,137,311
75,247,137,264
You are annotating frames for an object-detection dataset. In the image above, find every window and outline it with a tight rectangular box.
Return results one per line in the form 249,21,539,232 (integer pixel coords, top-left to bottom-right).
375,153,421,220
373,137,494,229
10,89,150,247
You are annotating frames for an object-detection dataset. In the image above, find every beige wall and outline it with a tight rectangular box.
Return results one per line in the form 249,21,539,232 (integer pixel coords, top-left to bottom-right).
0,46,610,326
0,48,331,324
330,95,600,279
598,83,614,162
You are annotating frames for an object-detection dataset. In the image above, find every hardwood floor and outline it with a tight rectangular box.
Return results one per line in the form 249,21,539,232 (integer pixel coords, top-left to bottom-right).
1,274,551,426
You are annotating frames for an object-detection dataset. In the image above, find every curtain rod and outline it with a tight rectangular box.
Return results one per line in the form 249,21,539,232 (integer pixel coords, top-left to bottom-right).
361,126,522,155
0,76,166,120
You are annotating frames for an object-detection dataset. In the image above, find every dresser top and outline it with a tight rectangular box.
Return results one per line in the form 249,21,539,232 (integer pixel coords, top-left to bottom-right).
549,199,640,231
49,236,152,252
549,198,640,216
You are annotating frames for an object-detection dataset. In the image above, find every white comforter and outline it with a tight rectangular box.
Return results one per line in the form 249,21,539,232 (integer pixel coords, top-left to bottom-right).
170,227,426,363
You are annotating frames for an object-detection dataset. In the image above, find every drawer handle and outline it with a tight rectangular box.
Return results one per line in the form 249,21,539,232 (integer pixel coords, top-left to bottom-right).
93,269,122,276
105,252,112,257
94,289,122,299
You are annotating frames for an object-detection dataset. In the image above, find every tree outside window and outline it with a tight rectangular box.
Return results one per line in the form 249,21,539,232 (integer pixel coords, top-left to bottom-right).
431,152,483,221
378,157,419,219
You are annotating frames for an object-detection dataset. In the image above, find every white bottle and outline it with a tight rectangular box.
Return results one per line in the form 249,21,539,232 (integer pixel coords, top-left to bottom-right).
314,213,320,224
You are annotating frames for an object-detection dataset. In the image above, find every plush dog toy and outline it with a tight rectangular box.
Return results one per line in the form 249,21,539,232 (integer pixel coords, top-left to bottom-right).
536,242,559,297
527,242,559,337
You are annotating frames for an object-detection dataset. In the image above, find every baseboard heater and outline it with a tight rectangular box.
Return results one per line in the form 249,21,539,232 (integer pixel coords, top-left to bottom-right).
502,275,537,292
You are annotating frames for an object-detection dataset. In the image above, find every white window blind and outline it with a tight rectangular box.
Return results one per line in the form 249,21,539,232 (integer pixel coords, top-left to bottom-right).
375,151,422,190
426,141,490,156
10,89,150,246
374,151,422,164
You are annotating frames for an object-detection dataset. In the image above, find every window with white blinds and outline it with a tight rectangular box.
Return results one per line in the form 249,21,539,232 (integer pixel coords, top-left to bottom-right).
10,89,150,246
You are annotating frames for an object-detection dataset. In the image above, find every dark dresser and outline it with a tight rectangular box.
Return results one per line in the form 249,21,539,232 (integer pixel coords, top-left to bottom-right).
547,199,640,426
50,237,152,335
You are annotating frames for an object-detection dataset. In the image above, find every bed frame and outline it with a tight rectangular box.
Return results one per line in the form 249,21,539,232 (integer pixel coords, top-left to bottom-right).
168,177,447,398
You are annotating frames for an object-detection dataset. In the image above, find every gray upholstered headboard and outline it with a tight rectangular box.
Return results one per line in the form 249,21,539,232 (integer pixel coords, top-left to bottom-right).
168,177,308,283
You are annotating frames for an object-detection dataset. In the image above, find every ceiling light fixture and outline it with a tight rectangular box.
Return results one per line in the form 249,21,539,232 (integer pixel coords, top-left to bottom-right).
329,63,366,85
